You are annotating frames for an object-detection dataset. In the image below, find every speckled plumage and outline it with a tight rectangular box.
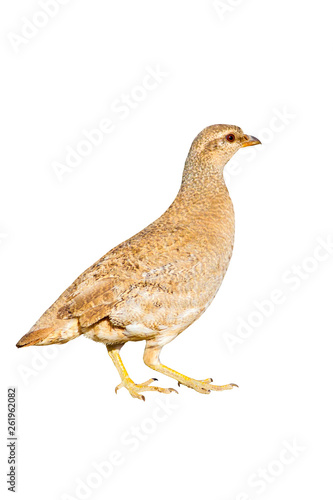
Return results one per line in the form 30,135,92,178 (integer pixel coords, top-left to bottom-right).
16,124,261,400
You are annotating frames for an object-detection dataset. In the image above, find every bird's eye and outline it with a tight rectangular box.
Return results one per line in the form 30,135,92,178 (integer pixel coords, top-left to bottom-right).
226,134,235,142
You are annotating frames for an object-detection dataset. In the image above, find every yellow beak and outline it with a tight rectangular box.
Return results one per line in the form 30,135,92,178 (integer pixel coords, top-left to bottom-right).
240,134,261,147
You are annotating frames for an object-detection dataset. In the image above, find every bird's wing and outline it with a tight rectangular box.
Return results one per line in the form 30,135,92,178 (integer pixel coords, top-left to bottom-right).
56,221,203,329
56,241,145,327
57,276,121,327
57,256,200,329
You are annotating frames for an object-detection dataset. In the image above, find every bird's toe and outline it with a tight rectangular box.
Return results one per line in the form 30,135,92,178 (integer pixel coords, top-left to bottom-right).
115,377,177,400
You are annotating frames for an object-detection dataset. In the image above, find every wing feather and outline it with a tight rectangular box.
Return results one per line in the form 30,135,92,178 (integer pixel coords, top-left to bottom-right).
57,278,117,321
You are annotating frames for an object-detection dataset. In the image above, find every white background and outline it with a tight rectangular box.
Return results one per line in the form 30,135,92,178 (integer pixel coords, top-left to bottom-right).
1,1,333,499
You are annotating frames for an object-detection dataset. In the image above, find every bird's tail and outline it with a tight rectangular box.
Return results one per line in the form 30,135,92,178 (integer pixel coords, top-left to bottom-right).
16,319,80,348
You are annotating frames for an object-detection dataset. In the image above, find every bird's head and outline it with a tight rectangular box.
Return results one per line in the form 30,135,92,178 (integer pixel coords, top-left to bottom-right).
184,124,261,181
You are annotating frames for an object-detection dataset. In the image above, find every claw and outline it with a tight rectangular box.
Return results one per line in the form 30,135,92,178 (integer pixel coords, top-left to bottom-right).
115,381,124,394
114,377,177,400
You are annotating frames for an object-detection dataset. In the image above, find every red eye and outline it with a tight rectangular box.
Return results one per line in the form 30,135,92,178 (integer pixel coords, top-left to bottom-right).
226,134,235,142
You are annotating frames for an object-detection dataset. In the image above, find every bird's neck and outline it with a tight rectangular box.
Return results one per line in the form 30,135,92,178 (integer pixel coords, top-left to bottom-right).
178,157,231,210
170,157,234,232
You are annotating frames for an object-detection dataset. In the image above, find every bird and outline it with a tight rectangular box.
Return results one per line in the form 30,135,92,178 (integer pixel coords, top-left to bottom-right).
16,124,261,400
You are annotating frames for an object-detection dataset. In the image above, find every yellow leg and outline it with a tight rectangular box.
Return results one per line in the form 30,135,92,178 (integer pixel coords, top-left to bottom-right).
144,343,238,395
107,345,178,401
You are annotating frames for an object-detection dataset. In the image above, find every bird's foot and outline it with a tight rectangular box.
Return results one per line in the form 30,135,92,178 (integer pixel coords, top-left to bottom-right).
115,377,178,401
177,377,238,394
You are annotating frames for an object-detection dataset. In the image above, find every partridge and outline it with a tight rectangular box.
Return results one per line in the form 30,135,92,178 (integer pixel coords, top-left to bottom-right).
16,124,261,400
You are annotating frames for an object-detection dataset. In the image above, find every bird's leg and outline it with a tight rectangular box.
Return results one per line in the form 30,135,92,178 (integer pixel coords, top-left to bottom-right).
106,345,178,401
143,343,238,395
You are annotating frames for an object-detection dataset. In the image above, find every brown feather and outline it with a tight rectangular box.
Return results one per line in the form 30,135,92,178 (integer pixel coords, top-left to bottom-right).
16,328,54,348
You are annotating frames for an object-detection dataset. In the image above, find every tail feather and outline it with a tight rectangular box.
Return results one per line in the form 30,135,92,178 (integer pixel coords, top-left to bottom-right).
16,328,54,348
16,319,80,348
